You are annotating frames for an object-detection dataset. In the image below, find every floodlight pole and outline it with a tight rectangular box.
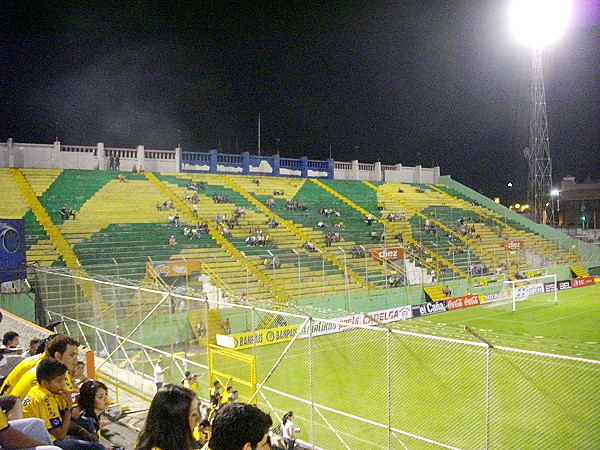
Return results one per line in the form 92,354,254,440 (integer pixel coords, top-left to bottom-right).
526,47,553,224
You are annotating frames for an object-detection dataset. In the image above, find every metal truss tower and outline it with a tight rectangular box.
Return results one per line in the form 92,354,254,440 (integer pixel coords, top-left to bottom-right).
525,48,553,224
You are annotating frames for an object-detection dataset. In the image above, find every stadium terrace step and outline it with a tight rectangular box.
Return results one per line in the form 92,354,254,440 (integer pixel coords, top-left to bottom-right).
570,265,590,278
424,285,448,302
145,172,280,302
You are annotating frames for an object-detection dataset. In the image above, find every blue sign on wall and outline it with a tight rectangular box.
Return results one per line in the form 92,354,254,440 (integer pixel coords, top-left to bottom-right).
0,219,27,283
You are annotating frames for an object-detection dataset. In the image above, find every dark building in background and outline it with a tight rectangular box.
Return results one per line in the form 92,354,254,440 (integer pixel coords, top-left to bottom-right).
557,177,600,228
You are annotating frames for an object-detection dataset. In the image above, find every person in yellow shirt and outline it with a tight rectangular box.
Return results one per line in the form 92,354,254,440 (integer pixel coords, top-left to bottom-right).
22,358,103,449
0,334,57,395
11,336,80,400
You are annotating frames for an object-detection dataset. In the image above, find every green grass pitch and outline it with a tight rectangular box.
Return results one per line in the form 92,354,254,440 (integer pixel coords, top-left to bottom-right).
171,284,599,449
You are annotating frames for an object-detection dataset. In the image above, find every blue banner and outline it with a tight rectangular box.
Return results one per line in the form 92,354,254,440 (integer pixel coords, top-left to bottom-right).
0,219,27,283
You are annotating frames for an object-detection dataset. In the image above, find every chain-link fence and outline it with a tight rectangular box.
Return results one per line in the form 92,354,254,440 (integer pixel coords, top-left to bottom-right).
33,267,599,450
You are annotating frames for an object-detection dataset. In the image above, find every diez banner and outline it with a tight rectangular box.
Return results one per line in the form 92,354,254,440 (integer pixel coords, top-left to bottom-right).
504,240,524,251
447,295,480,310
371,247,404,261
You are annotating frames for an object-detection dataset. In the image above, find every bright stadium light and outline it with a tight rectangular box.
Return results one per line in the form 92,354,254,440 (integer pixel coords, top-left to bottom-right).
510,0,572,48
510,0,572,224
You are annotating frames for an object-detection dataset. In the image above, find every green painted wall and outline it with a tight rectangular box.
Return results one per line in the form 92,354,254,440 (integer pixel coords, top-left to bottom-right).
0,293,36,323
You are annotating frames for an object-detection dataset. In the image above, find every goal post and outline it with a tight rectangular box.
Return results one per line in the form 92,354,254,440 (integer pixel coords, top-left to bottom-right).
504,274,558,312
207,344,257,404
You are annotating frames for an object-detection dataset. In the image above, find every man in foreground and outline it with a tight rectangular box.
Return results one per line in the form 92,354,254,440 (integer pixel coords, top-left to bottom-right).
207,403,272,450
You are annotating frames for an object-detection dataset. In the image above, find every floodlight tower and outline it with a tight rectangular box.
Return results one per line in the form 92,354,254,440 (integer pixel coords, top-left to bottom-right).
510,0,571,223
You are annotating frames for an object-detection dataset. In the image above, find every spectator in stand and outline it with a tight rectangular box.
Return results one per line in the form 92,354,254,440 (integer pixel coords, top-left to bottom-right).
153,358,169,390
22,339,41,358
74,381,110,442
138,165,145,174
3,332,20,349
108,156,114,171
197,419,211,448
442,285,452,297
134,384,201,450
208,403,272,450
222,319,231,335
117,174,127,183
168,236,177,246
21,358,104,449
114,156,120,170
281,411,298,450
131,165,137,175
0,403,61,449
10,335,80,401
60,207,69,221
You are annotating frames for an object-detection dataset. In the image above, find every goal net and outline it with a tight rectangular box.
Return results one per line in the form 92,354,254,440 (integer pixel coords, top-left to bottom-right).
207,344,257,404
504,274,558,312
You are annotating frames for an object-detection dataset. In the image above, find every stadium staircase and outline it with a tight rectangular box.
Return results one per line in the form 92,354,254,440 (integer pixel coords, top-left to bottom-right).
0,169,62,267
220,175,370,329
310,179,415,285
145,172,280,303
363,181,469,279
570,265,590,278
423,285,447,302
222,175,369,290
188,307,223,347
10,168,106,312
432,184,581,267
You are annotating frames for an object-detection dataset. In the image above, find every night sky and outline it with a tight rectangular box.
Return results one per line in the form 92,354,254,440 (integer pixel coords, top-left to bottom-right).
1,0,598,204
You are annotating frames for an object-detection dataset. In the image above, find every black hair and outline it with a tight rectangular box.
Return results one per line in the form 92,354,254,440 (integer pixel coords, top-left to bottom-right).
29,338,41,347
282,411,294,425
78,380,108,425
213,380,220,386
36,358,67,383
134,384,198,450
200,419,210,428
2,331,18,346
35,335,56,355
209,403,272,450
45,335,79,358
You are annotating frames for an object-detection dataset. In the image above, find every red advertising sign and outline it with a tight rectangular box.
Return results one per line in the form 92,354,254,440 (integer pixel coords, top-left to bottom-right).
447,294,480,310
504,240,524,251
371,247,404,261
571,276,594,288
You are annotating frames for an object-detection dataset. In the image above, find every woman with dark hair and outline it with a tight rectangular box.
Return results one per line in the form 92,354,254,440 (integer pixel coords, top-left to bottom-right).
134,384,201,450
281,411,297,450
76,380,110,435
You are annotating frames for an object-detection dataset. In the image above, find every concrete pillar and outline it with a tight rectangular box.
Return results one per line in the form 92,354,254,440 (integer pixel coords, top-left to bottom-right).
434,166,441,183
272,154,280,176
175,146,181,172
97,143,105,170
352,160,359,180
242,152,250,175
301,156,308,178
374,161,382,181
137,145,145,170
7,138,14,168
53,141,60,169
326,158,335,179
209,149,218,173
414,165,422,183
